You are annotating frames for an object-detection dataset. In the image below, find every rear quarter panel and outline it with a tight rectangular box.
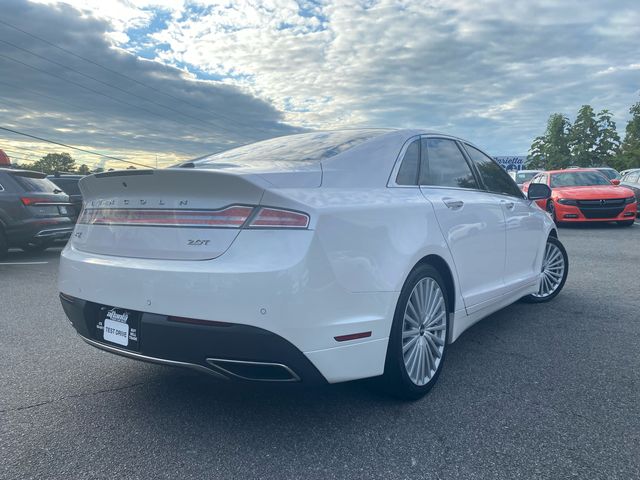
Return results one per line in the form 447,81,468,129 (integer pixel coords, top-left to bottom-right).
262,186,459,296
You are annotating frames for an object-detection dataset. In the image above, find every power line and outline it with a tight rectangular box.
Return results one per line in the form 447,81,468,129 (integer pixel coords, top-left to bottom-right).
0,80,197,161
0,53,239,142
0,38,241,136
0,52,209,133
0,18,278,135
0,126,153,168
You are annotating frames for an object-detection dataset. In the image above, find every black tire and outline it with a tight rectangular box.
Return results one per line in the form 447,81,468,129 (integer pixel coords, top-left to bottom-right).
20,242,50,253
380,264,450,400
521,236,568,304
0,227,7,260
617,220,635,227
546,200,560,225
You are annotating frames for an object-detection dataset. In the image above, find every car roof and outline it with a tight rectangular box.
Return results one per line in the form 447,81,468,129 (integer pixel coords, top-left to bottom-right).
0,167,46,176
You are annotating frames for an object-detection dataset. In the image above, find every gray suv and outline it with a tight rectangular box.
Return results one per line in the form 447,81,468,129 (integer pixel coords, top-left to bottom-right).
0,168,75,258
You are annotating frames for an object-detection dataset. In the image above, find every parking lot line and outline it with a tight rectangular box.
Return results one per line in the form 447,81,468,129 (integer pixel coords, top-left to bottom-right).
0,261,49,265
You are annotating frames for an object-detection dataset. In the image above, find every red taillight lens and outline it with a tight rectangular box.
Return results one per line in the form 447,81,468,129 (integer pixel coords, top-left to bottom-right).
247,207,310,229
21,197,55,206
78,206,254,228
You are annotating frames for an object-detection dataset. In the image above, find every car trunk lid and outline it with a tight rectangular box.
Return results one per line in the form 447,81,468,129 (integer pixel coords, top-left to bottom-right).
73,169,266,260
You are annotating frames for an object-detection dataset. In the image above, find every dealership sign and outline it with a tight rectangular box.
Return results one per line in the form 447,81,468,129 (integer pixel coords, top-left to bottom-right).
493,156,527,171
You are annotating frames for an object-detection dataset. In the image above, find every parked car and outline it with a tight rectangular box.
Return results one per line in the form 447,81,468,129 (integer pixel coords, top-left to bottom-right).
58,129,567,399
620,169,640,215
527,168,637,225
620,168,639,177
593,167,621,181
0,168,75,258
47,173,84,220
510,169,543,189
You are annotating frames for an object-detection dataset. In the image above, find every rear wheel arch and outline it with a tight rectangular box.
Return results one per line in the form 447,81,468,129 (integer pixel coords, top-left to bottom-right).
411,254,456,314
549,228,558,239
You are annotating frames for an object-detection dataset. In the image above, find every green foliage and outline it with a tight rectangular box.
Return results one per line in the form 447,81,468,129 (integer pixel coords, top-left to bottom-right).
595,109,621,168
29,152,76,175
528,100,639,171
569,105,599,167
527,114,571,169
77,164,91,175
619,102,640,170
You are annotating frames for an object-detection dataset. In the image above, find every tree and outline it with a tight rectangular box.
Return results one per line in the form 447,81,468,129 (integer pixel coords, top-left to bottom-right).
92,167,105,174
30,152,76,175
568,105,599,167
126,165,137,169
527,135,546,169
595,109,621,167
619,101,640,170
527,113,572,169
77,164,91,175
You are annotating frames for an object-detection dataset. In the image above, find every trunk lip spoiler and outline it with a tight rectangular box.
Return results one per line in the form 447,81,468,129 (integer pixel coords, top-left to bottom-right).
94,170,154,178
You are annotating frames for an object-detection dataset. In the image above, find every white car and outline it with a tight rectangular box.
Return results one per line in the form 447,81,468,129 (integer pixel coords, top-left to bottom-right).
59,129,568,399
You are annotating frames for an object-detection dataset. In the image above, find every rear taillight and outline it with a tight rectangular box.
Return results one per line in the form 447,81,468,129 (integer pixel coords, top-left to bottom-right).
77,205,310,229
78,206,254,228
247,207,310,229
21,197,56,206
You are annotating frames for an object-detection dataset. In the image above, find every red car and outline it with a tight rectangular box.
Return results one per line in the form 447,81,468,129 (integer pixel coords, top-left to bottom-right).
523,169,637,226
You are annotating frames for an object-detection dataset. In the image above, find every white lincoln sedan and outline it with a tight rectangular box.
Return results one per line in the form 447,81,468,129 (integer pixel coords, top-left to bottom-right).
59,129,568,399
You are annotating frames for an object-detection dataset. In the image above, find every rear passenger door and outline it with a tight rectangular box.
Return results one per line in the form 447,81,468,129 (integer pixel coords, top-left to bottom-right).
463,144,545,291
419,137,506,313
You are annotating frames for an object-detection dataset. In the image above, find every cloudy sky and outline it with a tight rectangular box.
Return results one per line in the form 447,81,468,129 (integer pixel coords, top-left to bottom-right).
0,0,639,169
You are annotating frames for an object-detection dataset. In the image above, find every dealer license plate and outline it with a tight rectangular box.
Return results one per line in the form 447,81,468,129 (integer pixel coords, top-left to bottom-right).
96,307,140,350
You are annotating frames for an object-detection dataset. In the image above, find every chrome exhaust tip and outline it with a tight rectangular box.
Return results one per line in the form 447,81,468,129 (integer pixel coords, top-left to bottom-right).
205,358,301,382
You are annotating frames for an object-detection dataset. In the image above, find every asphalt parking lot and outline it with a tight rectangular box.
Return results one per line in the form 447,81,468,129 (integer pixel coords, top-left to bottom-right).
1,222,639,480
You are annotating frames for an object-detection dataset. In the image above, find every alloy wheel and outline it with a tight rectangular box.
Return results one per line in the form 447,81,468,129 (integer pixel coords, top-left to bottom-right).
533,241,565,298
401,277,447,386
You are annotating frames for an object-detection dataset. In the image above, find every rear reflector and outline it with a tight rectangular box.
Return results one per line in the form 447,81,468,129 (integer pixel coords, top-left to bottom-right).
78,206,254,228
334,331,372,342
247,207,310,229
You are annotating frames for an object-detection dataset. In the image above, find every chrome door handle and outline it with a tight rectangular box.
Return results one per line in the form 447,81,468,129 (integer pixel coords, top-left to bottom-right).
502,200,515,210
443,199,464,210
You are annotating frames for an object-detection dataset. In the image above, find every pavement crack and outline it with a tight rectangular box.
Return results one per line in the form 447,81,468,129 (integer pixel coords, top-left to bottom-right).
0,381,148,414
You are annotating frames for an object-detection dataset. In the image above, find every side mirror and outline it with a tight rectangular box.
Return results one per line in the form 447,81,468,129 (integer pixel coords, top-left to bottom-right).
527,183,551,201
611,179,620,185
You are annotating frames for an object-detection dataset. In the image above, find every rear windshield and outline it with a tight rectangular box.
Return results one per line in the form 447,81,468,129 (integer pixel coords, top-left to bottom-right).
550,171,610,187
11,173,61,193
515,171,539,183
193,130,391,167
50,178,81,195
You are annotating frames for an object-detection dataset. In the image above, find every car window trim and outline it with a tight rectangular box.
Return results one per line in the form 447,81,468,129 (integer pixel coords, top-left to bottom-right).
459,142,524,199
387,135,421,188
387,134,509,196
418,136,484,192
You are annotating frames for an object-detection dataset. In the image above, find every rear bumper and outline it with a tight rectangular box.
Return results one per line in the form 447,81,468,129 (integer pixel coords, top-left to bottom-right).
58,235,395,384
60,294,327,384
554,202,637,222
6,218,74,246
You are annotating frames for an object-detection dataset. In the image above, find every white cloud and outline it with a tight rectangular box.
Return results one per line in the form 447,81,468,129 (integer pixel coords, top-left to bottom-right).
6,0,640,156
